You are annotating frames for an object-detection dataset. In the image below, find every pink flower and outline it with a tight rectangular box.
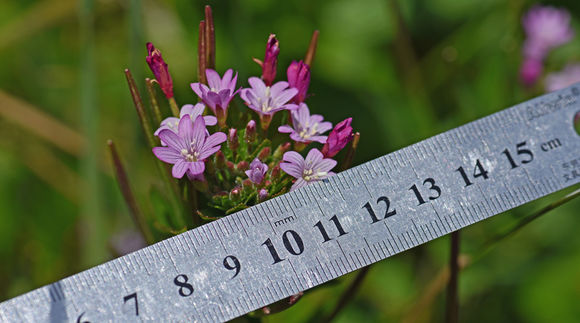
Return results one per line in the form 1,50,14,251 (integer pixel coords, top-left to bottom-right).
520,58,544,86
258,188,268,201
545,64,580,92
154,103,217,145
262,34,279,86
280,148,337,191
321,118,353,158
191,69,239,127
522,5,574,60
287,60,310,103
153,115,226,178
146,43,174,99
245,158,268,184
240,77,298,116
278,103,332,143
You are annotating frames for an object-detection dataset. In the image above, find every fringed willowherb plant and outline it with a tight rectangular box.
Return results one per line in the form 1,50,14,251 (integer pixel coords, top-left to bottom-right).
108,5,360,313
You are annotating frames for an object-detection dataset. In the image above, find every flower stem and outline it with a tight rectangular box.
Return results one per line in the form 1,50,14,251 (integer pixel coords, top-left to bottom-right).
402,187,580,321
168,96,180,117
304,30,319,67
145,78,163,125
323,266,371,322
340,132,360,171
446,230,460,323
107,140,154,244
479,187,580,258
198,20,207,84
204,5,216,70
125,69,158,149
125,70,184,229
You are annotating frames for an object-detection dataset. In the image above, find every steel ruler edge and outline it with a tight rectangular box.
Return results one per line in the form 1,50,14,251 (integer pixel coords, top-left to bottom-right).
2,84,580,322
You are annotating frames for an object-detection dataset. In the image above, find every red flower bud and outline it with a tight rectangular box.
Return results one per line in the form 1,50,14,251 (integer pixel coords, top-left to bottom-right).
228,128,239,151
245,120,257,143
215,150,226,169
321,118,353,158
236,161,249,171
262,34,279,86
258,188,269,202
273,142,291,160
258,147,271,160
146,43,174,99
271,165,281,180
287,60,310,103
242,179,253,189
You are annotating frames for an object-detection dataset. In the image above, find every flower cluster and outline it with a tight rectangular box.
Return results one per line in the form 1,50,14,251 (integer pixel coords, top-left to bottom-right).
520,5,574,86
135,12,357,221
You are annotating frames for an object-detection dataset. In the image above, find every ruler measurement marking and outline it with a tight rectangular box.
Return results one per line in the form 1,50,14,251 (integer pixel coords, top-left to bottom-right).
3,86,580,322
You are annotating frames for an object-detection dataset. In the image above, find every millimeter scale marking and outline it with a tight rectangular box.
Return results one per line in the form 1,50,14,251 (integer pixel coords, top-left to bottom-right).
1,84,580,322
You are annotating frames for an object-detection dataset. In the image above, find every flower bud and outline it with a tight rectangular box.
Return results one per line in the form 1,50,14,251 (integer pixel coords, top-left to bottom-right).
262,34,279,86
287,60,310,103
215,150,226,169
228,128,239,151
226,161,235,170
258,147,271,160
258,188,269,202
230,187,241,201
245,120,257,143
242,179,253,189
273,142,291,160
321,118,354,158
236,161,249,171
146,43,174,99
520,58,543,86
271,165,281,180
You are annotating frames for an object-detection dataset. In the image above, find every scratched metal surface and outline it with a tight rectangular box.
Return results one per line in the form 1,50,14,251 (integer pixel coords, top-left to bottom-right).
1,84,580,322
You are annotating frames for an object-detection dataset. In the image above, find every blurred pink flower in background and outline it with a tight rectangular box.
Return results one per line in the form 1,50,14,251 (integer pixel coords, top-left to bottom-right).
520,5,574,86
545,64,580,92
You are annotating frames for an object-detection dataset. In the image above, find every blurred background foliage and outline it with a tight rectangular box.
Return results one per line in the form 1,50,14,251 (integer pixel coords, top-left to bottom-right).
0,0,579,322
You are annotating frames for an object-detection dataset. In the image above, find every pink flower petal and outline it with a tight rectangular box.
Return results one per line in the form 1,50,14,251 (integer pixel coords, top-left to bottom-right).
221,69,233,89
270,81,289,97
290,178,308,191
248,77,267,94
317,122,333,133
310,135,328,144
157,129,186,151
190,103,205,117
280,162,303,179
274,88,299,105
278,125,294,133
180,104,195,118
191,116,207,150
172,160,189,178
203,115,218,126
178,114,195,143
305,148,323,165
188,161,205,175
316,159,337,173
283,151,305,165
206,69,222,90
152,147,182,163
190,83,208,99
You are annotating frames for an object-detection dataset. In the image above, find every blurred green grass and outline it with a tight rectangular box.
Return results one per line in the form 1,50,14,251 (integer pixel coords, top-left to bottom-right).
0,0,579,322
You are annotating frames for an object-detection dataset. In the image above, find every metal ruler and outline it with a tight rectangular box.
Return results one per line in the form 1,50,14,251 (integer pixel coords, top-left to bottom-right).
2,85,580,322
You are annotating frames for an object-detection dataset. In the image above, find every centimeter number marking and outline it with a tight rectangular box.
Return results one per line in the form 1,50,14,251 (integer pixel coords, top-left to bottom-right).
1,85,580,322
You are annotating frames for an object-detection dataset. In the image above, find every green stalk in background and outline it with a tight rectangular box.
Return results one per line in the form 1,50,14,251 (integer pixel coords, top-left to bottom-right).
79,0,106,267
